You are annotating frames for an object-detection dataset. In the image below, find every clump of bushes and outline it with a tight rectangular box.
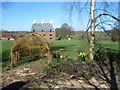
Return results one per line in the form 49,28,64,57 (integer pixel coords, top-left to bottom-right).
108,30,120,42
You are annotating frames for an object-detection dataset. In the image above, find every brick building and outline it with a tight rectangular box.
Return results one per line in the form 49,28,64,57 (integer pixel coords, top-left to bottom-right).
0,32,14,41
31,19,56,41
0,36,14,41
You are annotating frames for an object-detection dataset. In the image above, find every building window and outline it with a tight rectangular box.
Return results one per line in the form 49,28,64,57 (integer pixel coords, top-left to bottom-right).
43,34,45,36
50,38,52,39
33,29,35,32
42,30,43,32
50,29,52,32
50,34,52,36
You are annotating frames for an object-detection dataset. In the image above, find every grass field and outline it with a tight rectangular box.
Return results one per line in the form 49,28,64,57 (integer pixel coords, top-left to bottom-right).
52,40,90,59
1,39,120,70
53,40,119,57
1,41,14,69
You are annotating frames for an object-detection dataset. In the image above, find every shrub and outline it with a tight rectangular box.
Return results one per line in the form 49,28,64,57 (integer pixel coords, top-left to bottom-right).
108,30,120,42
77,52,89,62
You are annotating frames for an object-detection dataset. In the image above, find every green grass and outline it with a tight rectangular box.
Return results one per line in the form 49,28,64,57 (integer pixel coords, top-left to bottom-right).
96,41,120,53
52,40,120,59
1,39,120,71
2,41,14,52
0,41,2,56
52,40,89,58
1,41,14,68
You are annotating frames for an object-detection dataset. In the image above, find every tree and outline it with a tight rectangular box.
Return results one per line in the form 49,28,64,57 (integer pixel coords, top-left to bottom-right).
66,1,120,61
65,1,120,89
61,23,74,31
89,0,95,61
61,23,70,28
55,23,75,38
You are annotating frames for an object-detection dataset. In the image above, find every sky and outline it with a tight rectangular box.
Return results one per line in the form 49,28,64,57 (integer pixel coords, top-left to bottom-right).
1,2,119,31
2,2,86,31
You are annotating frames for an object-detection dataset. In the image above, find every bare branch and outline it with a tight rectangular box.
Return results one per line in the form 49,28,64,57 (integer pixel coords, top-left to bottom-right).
95,21,110,29
81,25,91,38
95,13,120,23
81,20,112,40
81,19,91,38
94,9,112,15
77,0,89,15
97,25,110,35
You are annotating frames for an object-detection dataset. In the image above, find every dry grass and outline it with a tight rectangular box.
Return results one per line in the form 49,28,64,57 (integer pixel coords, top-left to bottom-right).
10,33,52,67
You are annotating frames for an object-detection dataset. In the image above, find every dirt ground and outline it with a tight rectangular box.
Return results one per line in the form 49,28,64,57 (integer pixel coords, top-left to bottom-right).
1,59,120,89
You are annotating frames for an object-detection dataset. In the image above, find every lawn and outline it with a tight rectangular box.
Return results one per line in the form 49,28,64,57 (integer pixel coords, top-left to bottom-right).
52,40,120,58
1,39,120,70
52,40,89,59
1,41,14,68
96,40,120,53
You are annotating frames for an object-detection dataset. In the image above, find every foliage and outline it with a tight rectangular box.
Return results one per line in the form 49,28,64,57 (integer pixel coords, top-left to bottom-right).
2,31,27,40
93,49,120,89
108,30,120,42
61,23,74,31
55,27,75,38
77,52,89,62
44,60,96,80
55,23,75,38
44,57,74,73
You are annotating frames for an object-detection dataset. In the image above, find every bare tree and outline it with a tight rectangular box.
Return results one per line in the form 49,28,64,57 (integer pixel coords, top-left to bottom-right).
65,1,120,61
65,1,120,89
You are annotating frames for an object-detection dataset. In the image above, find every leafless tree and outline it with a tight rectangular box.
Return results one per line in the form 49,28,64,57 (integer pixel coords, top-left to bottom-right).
65,1,120,89
65,1,120,61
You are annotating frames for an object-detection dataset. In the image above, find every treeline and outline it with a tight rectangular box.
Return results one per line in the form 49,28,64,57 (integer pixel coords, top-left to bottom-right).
2,31,29,40
55,23,120,42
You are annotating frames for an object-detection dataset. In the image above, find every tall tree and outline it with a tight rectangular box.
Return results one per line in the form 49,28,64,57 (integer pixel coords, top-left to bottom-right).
66,1,120,61
65,2,120,89
89,0,95,61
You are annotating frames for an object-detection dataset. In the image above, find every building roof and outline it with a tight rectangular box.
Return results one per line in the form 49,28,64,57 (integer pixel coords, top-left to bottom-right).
31,23,54,32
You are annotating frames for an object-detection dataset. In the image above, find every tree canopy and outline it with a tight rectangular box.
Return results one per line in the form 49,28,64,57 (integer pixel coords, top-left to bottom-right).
55,23,75,38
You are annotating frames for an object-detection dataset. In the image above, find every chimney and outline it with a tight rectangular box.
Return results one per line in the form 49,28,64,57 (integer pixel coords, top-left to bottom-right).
41,19,44,24
33,19,36,24
50,19,52,23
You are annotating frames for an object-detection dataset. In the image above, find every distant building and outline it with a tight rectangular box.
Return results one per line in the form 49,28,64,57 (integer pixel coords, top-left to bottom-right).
0,31,15,41
31,19,56,40
0,36,14,41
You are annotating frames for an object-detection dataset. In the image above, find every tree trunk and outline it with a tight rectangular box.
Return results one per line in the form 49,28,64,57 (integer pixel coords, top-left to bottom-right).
89,0,95,61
